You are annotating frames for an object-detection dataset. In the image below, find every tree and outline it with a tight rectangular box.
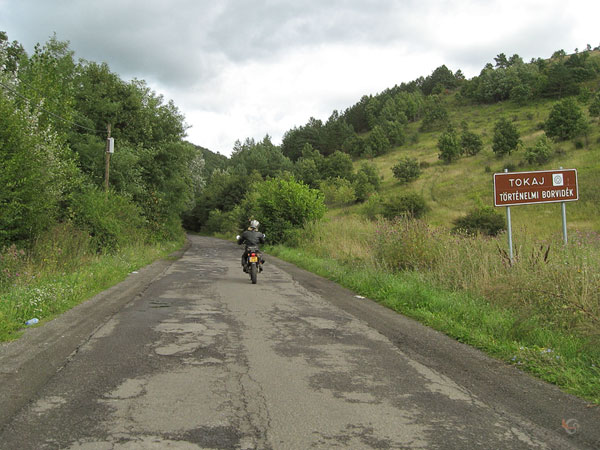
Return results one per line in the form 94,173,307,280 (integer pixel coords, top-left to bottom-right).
588,92,600,119
437,126,461,163
0,86,80,246
320,150,354,180
544,97,589,141
365,125,391,156
524,135,552,164
244,177,326,244
492,118,521,156
420,96,448,131
392,157,421,183
230,136,293,178
320,177,356,206
460,129,483,156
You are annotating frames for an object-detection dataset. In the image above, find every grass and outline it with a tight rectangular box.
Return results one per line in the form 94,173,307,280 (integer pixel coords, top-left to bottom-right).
266,214,600,404
0,231,184,342
267,243,600,404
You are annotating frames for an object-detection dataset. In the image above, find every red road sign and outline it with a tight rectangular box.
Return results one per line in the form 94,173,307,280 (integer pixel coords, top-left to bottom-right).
494,169,578,207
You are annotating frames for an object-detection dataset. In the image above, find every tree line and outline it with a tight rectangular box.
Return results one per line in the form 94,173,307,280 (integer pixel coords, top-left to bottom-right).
1,32,203,251
3,30,599,250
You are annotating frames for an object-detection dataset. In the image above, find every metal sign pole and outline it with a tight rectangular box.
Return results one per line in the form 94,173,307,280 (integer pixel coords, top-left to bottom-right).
561,202,568,245
506,205,514,265
503,169,514,265
559,168,568,245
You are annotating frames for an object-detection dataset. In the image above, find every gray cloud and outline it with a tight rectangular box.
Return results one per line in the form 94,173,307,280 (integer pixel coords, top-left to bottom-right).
2,0,599,154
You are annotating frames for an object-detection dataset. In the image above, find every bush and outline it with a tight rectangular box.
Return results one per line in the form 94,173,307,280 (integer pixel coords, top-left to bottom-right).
392,157,422,183
460,130,483,156
361,193,384,220
383,192,429,219
452,206,506,236
246,177,326,244
320,177,357,206
438,126,462,163
70,186,148,252
544,97,589,141
493,118,521,156
524,135,552,165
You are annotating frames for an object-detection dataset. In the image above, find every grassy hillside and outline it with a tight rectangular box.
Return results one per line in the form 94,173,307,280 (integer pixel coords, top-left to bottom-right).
278,86,600,403
342,94,600,237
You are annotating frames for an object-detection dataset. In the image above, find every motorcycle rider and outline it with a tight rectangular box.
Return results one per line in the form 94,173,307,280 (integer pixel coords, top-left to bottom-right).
237,220,265,271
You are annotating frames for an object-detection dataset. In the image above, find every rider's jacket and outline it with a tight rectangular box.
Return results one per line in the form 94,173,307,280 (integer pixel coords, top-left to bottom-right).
237,229,265,247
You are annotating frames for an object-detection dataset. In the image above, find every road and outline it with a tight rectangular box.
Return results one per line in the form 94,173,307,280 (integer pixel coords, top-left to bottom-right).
0,235,598,449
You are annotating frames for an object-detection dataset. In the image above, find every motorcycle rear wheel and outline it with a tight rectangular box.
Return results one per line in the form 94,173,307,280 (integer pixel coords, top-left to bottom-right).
250,263,258,284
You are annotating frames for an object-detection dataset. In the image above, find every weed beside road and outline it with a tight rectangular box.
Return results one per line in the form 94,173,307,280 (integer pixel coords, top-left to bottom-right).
0,228,184,341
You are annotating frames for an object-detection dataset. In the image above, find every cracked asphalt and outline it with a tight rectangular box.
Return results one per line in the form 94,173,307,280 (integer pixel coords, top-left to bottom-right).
0,235,598,449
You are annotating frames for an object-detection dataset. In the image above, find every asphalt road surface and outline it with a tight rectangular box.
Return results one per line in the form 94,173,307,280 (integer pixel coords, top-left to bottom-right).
1,235,599,449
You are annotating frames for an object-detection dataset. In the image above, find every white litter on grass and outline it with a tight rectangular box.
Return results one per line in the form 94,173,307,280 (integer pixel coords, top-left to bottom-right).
355,295,365,299
131,271,139,274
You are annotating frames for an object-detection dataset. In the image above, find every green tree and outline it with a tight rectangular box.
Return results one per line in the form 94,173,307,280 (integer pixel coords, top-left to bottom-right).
244,177,326,244
492,118,521,156
420,96,448,131
460,129,483,156
0,87,80,246
365,125,391,156
320,177,356,206
321,150,354,180
524,135,552,165
356,162,380,191
230,136,293,178
544,97,589,141
392,157,422,183
438,126,461,163
589,93,600,118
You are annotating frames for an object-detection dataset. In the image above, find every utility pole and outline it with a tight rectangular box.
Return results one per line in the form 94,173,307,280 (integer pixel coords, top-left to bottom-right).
104,124,112,193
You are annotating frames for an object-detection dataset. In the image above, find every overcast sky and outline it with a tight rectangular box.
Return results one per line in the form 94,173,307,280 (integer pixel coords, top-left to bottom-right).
2,0,599,156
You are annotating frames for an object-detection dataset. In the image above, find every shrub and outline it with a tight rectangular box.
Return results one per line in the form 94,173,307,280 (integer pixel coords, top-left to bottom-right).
70,186,148,252
452,206,506,236
383,192,429,220
438,126,461,163
320,177,357,206
392,157,422,183
524,135,552,165
493,117,521,156
544,97,589,141
460,130,483,156
361,193,384,220
247,177,326,244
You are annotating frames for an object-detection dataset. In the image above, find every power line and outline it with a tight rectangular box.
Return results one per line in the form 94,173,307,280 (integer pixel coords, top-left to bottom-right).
0,79,107,135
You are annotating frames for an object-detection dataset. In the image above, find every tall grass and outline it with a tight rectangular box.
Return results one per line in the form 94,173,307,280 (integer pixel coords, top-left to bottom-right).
271,215,600,403
0,222,184,341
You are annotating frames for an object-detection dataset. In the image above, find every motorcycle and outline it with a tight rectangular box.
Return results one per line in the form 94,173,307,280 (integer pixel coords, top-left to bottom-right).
237,236,264,284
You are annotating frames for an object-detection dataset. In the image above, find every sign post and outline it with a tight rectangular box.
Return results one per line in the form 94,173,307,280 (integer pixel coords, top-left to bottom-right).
494,168,578,261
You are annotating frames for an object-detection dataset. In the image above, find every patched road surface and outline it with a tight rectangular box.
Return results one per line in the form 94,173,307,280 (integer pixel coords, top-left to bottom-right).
1,236,599,449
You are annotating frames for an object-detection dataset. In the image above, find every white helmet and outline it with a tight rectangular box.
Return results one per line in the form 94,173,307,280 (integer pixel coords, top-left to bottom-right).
250,220,259,229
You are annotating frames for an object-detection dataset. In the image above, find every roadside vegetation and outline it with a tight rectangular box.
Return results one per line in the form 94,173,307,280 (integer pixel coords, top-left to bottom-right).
0,32,201,339
1,30,599,402
267,216,600,403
